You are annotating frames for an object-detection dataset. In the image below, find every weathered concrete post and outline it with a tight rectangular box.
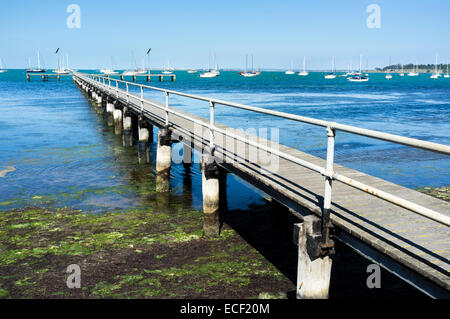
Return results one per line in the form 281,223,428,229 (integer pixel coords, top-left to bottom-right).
96,90,102,105
122,107,133,147
294,215,333,299
155,128,172,192
201,154,220,237
106,97,115,127
138,116,150,164
113,108,123,135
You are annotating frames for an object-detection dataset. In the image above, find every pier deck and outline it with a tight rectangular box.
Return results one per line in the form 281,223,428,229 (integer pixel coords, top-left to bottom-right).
75,73,450,298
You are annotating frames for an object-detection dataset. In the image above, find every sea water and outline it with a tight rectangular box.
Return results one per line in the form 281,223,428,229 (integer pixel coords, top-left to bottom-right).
0,70,449,213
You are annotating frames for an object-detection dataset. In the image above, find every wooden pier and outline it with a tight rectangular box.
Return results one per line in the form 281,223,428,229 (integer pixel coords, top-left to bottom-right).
73,73,450,299
26,73,72,82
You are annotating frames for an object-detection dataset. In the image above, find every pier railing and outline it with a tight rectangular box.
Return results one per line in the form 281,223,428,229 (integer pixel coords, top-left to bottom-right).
76,72,450,228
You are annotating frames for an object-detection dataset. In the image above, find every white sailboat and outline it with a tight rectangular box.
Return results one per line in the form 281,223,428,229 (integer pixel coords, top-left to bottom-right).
348,54,369,82
298,56,309,76
0,58,7,73
101,57,119,75
200,53,219,78
161,60,173,75
26,51,46,73
430,54,441,79
385,57,392,79
187,69,197,74
324,56,336,79
444,63,449,78
285,60,295,75
239,54,259,77
54,53,70,74
407,61,419,76
399,61,405,76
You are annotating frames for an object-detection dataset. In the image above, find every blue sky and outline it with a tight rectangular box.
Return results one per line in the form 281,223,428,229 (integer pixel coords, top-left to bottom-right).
1,0,450,70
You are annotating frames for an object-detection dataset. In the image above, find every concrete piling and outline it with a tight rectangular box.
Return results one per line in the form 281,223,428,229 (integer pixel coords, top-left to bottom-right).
155,128,172,192
113,108,123,135
201,154,220,237
294,216,332,299
106,98,115,127
138,116,150,164
156,128,172,173
122,107,133,147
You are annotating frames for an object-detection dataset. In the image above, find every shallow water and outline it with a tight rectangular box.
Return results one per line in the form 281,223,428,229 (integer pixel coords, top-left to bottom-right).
0,69,449,213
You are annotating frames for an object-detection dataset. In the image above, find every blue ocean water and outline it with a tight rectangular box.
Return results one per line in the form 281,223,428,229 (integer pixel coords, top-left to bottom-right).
0,69,449,212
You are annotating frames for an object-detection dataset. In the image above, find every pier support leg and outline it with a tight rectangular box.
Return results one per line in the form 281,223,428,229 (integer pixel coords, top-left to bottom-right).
122,107,133,147
201,154,220,237
106,98,115,127
113,108,123,135
155,128,172,192
96,90,102,105
294,216,332,299
138,117,150,164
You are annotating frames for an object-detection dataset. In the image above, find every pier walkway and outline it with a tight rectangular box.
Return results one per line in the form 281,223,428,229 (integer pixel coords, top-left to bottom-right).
73,72,450,298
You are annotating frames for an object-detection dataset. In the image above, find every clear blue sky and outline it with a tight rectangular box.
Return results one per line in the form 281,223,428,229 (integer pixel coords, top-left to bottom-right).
1,0,450,70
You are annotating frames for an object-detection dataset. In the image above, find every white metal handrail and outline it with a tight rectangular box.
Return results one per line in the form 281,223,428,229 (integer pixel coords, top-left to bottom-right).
74,72,450,227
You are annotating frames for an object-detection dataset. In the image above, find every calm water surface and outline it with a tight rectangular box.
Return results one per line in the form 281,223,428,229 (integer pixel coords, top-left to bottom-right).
0,69,449,212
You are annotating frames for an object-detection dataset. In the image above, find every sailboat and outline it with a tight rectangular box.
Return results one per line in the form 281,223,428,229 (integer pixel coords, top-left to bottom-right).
200,53,219,78
407,61,419,76
0,58,7,73
430,54,441,79
239,54,259,77
444,63,449,78
298,56,309,76
26,51,46,73
53,53,70,74
285,60,295,75
324,56,336,79
385,57,392,79
399,61,405,76
211,53,220,75
342,62,351,77
162,61,173,75
101,57,119,75
348,54,369,82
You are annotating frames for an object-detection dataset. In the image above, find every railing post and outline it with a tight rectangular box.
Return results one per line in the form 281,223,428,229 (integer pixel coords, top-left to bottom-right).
165,91,169,127
140,86,144,113
116,81,119,99
322,125,335,251
209,100,215,155
126,83,129,104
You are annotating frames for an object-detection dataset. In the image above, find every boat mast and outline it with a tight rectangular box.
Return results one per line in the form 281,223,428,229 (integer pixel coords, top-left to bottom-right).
37,51,41,69
303,56,306,72
359,54,362,74
435,54,438,74
245,54,248,73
